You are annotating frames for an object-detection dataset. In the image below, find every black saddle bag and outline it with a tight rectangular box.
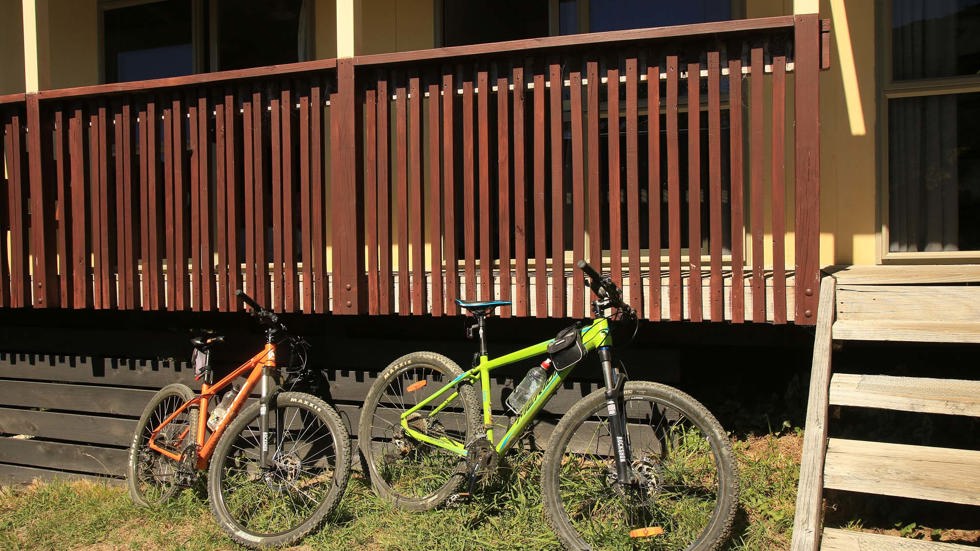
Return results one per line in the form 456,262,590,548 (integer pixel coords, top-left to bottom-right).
548,324,586,371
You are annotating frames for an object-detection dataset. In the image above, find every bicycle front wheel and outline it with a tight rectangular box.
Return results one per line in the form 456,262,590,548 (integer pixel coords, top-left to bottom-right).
127,383,197,507
207,392,351,548
358,351,481,511
542,381,738,551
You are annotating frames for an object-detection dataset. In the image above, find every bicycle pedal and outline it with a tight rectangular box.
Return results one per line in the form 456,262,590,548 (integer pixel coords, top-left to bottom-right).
629,526,664,539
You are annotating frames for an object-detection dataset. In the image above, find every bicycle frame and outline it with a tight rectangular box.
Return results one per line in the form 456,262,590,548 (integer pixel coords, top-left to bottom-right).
146,342,277,471
400,316,613,456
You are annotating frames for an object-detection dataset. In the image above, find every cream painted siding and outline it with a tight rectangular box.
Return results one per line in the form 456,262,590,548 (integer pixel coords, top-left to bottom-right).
316,0,338,59
47,0,98,89
0,0,25,94
359,0,434,55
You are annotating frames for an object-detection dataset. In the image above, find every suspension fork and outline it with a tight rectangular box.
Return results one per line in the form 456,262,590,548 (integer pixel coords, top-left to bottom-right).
258,341,279,470
599,346,633,485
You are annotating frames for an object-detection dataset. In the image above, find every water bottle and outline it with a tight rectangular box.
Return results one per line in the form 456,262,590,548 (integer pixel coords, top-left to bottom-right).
507,359,551,413
208,385,239,431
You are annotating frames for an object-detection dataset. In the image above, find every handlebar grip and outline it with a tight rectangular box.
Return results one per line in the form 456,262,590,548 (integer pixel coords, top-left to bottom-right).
236,289,264,313
576,260,606,297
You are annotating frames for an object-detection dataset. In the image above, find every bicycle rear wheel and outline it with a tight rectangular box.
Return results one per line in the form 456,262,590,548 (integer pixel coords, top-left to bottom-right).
542,381,738,550
207,392,351,548
127,383,197,507
358,351,481,511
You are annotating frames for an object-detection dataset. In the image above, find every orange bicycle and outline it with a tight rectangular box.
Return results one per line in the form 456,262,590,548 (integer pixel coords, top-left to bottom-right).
126,290,351,548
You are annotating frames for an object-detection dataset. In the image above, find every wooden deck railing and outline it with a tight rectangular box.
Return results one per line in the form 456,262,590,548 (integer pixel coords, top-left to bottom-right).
0,15,827,324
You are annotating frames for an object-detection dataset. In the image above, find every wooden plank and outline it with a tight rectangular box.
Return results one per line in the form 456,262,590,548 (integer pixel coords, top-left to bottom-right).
53,110,72,307
830,373,980,417
569,70,585,319
270,90,284,311
495,75,510,315
687,62,702,322
549,62,565,316
647,64,662,321
771,54,787,324
790,277,836,551
198,94,212,312
0,356,194,388
821,528,980,551
281,87,297,312
794,14,822,325
215,96,228,311
832,320,980,344
607,67,622,287
298,90,313,310
172,97,188,310
728,59,745,324
586,61,601,274
0,114,11,307
440,73,457,315
69,108,89,309
750,47,765,323
0,380,155,416
162,103,175,310
0,407,134,447
824,438,980,506
836,285,980,322
429,80,444,316
409,76,425,313
512,66,528,317
826,265,980,285
145,100,163,310
707,52,723,322
533,71,547,317
121,103,137,310
364,88,379,314
625,58,640,313
378,78,393,314
462,78,476,303
0,438,127,477
250,89,267,307
7,112,29,307
478,70,492,303
98,105,112,309
138,105,151,309
26,95,56,308
224,90,240,311
113,106,128,309
189,99,203,311
242,91,256,303
88,110,104,309
395,83,410,314
666,56,682,321
310,84,325,313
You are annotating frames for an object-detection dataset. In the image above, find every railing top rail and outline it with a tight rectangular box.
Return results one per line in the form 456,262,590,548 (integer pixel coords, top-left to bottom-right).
353,15,798,68
0,93,26,106
34,57,339,102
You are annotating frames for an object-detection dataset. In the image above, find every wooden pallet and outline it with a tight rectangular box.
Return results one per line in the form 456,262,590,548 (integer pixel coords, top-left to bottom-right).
791,269,980,551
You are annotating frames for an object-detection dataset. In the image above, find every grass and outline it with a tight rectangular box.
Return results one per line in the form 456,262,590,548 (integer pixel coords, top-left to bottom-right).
0,431,802,551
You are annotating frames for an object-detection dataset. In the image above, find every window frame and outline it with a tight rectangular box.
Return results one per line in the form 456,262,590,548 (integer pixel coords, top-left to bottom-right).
877,0,980,262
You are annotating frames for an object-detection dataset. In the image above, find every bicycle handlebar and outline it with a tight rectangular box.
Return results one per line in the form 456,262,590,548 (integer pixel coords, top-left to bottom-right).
575,260,630,315
236,290,286,332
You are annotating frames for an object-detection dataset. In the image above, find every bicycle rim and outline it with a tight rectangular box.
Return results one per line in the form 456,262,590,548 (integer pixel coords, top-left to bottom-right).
544,383,736,550
209,395,346,545
128,384,195,506
361,352,478,509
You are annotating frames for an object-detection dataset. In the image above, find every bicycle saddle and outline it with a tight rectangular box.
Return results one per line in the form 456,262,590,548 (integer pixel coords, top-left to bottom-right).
191,334,225,350
455,299,511,317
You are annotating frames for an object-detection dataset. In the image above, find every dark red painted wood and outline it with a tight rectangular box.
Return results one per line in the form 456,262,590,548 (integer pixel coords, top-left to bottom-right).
197,95,212,311
495,74,511,316
687,63,702,323
478,71,492,303
728,59,745,324
441,73,457,315
242,92,256,307
771,55,787,324
511,66,528,317
145,101,163,310
750,47,765,323
364,88,379,314
113,106,128,309
586,61,601,273
647,65,662,321
189,100,202,311
224,91,240,311
532,71,547,317
172,98,188,311
395,83,410,315
214,98,228,311
409,76,425,313
69,108,88,308
707,52,723,322
299,91,313,313
89,110,104,309
428,80,444,316
281,87,297,312
377,79,393,314
250,90,267,308
569,70,585,319
462,78,476,304
270,91,284,312
310,84,325,314
26,96,55,308
625,58,641,312
53,110,72,307
666,57,682,321
607,68,622,289
5,113,28,307
795,15,821,325
549,62,564,317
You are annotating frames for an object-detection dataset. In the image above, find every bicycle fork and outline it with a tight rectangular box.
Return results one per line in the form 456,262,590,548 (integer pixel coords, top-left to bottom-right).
258,365,279,470
598,347,634,486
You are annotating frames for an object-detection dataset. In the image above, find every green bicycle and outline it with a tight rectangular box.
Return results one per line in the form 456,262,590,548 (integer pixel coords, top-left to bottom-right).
359,260,738,550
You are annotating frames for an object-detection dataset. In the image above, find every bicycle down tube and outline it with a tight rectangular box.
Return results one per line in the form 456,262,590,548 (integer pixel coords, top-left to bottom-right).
399,317,612,456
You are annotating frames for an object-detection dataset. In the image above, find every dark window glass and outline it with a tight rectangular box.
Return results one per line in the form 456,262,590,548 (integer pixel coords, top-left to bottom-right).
888,92,980,252
216,0,307,71
589,0,731,32
892,0,980,80
442,0,549,47
104,0,193,83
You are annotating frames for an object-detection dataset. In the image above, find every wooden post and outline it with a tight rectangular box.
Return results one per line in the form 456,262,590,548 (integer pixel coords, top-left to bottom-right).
26,94,57,307
794,14,821,325
331,58,363,313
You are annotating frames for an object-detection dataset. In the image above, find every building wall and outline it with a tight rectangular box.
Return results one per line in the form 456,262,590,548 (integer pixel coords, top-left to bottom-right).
359,0,435,55
315,0,338,59
46,0,98,89
0,0,26,94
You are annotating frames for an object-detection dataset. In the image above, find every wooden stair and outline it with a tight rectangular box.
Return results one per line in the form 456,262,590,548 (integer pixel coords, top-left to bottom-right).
791,266,980,551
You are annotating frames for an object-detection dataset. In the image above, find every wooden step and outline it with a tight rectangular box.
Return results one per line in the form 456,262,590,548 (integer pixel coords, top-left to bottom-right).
822,528,978,550
823,439,980,506
833,284,980,342
832,320,980,343
829,374,980,417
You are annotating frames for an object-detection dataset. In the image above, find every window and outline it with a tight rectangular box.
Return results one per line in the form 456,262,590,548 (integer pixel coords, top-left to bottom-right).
561,0,732,34
882,0,980,255
102,0,312,83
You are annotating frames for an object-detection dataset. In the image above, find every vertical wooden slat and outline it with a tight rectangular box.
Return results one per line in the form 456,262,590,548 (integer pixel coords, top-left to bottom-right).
478,70,492,303
395,82,410,314
214,98,227,311
224,91,240,310
548,62,565,317
607,67,622,289
428,80,444,316
511,66,528,317
795,14,822,325
281,87,296,312
708,52,723,322
89,109,104,309
378,79,393,314
146,101,163,309
299,92,312,313
162,102,175,310
440,73,457,314
409,76,425,313
647,65,662,321
5,113,28,307
771,54,787,324
198,95,212,311
172,98,188,310
625,58,641,312
586,61,601,274
728,59,745,324
569,70,585,318
242,91,256,304
270,90,284,311
687,62,703,323
310,84,325,313
26,96,56,307
364,88,379,314
189,99,202,311
495,74,511,316
533,71,547,318
251,90,267,308
0,114,11,307
54,110,73,307
330,58,362,314
750,47,766,323
113,105,128,309
666,56,682,321
69,108,88,308
99,105,112,308
462,77,476,302
122,103,136,309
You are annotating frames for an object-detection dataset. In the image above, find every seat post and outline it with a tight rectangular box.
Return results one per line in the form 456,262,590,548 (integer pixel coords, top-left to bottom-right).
476,314,488,357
